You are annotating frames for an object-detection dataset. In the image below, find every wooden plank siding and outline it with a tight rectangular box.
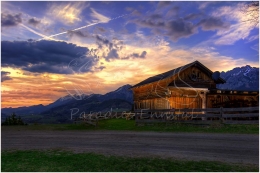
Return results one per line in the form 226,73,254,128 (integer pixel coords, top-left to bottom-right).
169,96,202,109
207,94,259,108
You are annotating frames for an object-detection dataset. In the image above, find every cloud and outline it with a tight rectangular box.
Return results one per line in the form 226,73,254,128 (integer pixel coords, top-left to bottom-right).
198,2,212,9
95,35,114,50
165,19,198,41
96,35,147,62
67,30,89,38
134,17,165,28
251,44,259,52
95,66,106,71
139,51,147,58
166,6,180,17
184,13,203,20
132,10,142,17
28,18,41,27
125,7,134,12
22,64,74,74
1,13,22,27
132,13,198,41
95,26,106,33
1,40,99,74
1,71,12,82
212,3,259,45
47,2,88,25
122,51,147,60
246,34,259,43
66,32,148,62
198,17,230,31
90,8,110,23
149,14,163,19
104,49,119,61
132,8,238,42
157,1,172,9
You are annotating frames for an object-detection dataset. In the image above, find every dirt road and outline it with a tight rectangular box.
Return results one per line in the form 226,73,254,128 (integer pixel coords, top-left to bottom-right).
1,130,259,165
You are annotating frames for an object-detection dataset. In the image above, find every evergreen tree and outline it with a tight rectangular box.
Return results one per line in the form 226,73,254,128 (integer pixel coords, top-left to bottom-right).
1,113,26,126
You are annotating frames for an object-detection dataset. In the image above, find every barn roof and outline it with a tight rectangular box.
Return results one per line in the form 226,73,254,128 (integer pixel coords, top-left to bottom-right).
131,60,226,89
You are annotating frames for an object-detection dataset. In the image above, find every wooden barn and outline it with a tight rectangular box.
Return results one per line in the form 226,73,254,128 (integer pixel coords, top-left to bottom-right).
131,61,259,110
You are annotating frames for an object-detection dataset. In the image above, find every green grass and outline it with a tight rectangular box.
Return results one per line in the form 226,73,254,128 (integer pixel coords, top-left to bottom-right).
1,150,258,172
2,119,259,134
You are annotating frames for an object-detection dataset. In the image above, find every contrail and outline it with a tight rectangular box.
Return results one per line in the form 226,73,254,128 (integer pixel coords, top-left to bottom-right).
38,21,100,41
38,13,130,41
20,24,56,41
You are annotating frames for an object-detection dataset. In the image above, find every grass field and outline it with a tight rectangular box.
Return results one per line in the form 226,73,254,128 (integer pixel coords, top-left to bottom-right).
2,119,259,134
1,150,258,172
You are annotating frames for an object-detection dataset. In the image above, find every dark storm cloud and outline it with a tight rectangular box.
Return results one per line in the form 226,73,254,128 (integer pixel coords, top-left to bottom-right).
1,40,99,74
1,71,12,82
22,64,73,74
1,13,22,27
28,18,41,27
198,17,230,31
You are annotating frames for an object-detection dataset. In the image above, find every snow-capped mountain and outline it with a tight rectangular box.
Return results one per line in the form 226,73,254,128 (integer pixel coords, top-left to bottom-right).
217,65,259,91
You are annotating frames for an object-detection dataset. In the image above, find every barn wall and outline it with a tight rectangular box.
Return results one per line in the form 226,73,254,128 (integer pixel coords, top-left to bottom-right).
169,96,202,109
207,94,259,108
134,98,170,109
134,95,202,109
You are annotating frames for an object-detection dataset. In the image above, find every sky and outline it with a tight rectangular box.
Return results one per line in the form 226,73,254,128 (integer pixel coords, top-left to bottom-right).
1,1,259,108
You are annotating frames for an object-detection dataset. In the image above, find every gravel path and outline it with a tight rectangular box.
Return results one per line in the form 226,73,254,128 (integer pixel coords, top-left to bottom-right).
1,130,259,165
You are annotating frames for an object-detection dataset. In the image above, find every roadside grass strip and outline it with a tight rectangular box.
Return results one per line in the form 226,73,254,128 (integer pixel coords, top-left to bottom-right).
1,150,258,172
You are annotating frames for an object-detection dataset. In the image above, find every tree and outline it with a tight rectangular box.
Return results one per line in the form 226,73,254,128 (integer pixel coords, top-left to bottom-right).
1,113,26,126
241,1,259,27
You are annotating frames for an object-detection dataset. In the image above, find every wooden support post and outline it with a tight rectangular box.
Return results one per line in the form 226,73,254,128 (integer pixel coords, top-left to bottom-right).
198,90,208,120
199,92,207,110
220,107,223,123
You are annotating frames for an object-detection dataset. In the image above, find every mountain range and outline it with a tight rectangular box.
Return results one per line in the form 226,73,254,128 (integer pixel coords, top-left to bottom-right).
1,65,258,123
1,84,133,123
217,65,259,91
